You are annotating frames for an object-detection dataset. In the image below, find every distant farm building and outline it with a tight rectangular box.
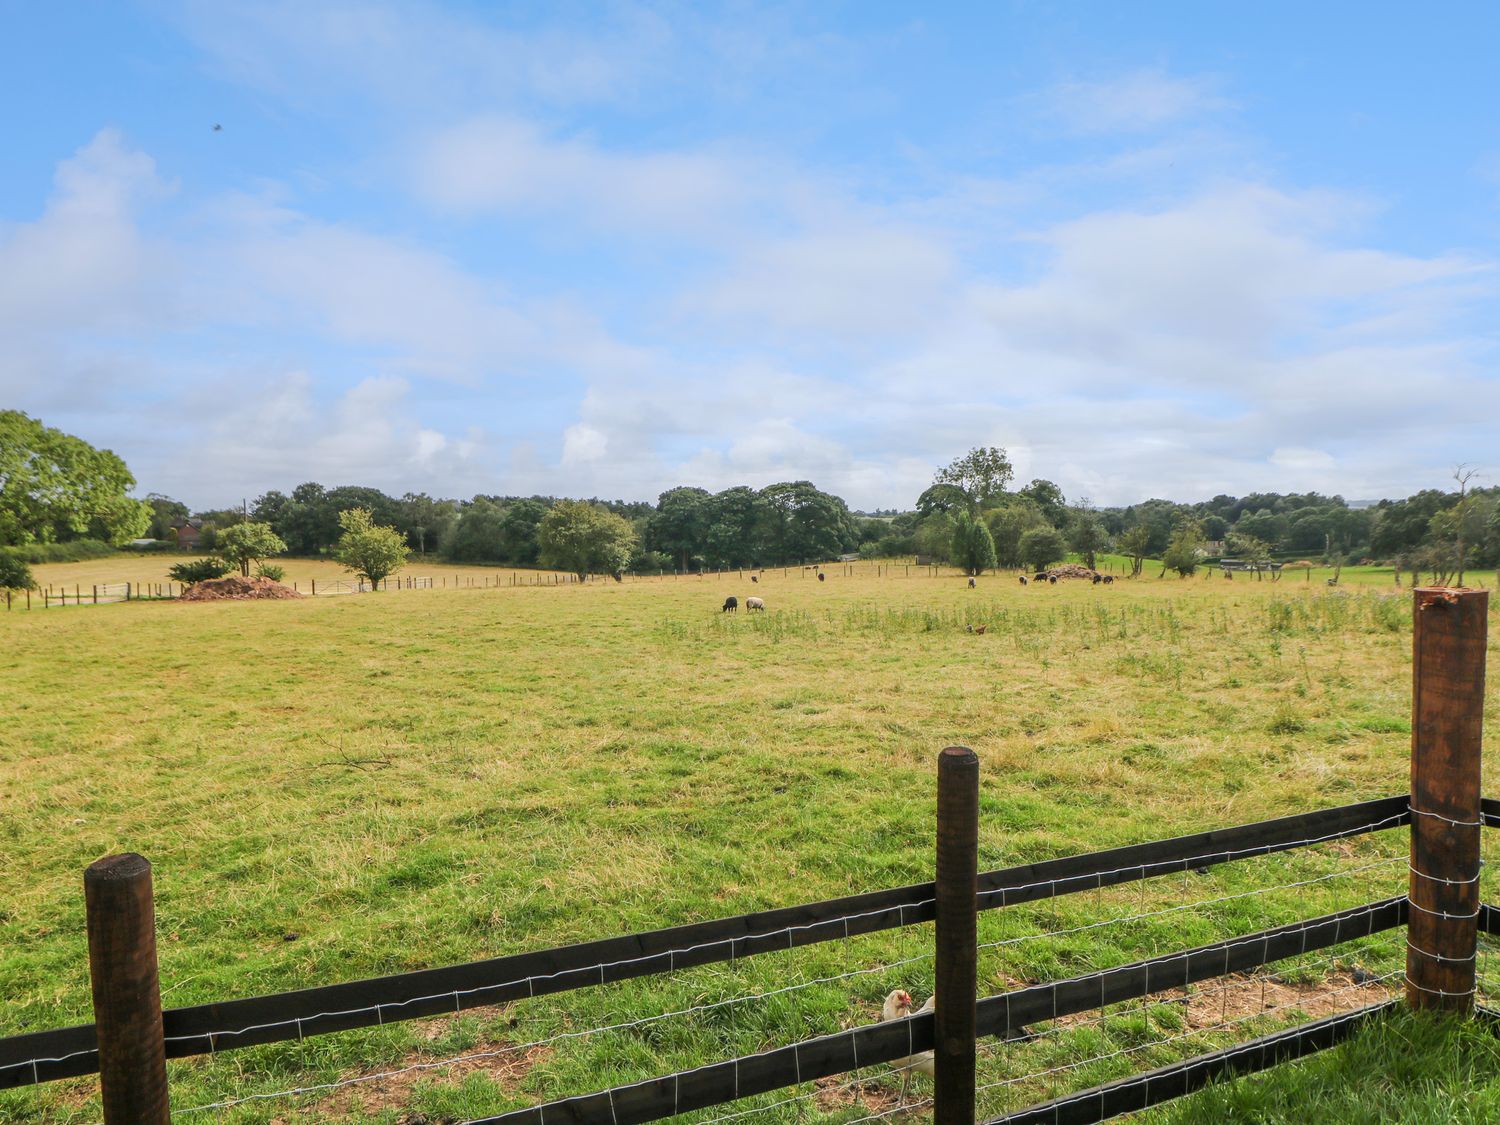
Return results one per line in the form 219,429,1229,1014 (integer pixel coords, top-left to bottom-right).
171,520,204,549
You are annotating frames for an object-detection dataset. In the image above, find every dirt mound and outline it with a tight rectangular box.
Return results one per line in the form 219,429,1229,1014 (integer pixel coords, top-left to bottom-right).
179,576,305,602
1043,564,1098,580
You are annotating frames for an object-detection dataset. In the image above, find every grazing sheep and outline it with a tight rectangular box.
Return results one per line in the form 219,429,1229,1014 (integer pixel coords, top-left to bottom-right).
746,596,765,612
722,596,738,613
1034,573,1047,583
1048,576,1058,585
751,574,758,583
967,576,976,588
818,572,826,582
1018,575,1028,585
1102,575,1114,584
1091,574,1102,585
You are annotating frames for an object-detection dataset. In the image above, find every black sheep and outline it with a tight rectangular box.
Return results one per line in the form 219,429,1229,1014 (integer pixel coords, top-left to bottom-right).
722,596,738,613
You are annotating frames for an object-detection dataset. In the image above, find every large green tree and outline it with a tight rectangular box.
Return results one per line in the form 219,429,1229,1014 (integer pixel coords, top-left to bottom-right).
333,508,410,588
650,486,711,571
0,411,151,546
1018,526,1067,572
398,492,456,556
758,481,856,565
1117,525,1152,577
144,493,190,540
702,487,772,568
1162,520,1206,577
984,498,1048,568
440,498,506,562
496,499,549,564
536,500,637,579
933,446,1014,509
1068,512,1110,570
0,554,33,591
951,510,997,576
217,522,287,577
1018,479,1068,527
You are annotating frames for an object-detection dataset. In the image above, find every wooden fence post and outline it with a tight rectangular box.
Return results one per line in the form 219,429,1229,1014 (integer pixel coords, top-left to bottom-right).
85,854,170,1125
935,746,979,1124
1407,587,1487,1013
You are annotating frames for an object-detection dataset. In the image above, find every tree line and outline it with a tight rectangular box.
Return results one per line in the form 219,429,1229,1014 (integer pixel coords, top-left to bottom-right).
161,479,870,576
4,411,1499,585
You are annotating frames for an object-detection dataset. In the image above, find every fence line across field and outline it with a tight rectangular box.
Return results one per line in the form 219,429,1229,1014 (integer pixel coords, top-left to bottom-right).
6,558,1113,610
0,795,1410,1086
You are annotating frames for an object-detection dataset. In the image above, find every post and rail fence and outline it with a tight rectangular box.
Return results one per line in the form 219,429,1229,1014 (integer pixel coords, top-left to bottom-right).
1,588,1488,1123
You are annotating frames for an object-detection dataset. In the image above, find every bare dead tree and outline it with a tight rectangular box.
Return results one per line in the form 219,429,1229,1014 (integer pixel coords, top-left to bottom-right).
1453,463,1480,587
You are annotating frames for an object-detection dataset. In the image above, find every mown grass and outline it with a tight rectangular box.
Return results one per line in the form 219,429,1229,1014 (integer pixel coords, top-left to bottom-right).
26,555,574,593
3,567,1498,1122
1148,1011,1500,1123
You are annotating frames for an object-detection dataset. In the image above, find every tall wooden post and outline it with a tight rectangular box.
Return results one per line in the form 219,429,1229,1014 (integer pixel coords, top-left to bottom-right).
1407,587,1487,1013
935,746,979,1123
85,854,170,1124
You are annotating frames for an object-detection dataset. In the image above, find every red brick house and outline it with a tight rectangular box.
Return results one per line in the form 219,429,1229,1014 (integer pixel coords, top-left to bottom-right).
172,520,204,549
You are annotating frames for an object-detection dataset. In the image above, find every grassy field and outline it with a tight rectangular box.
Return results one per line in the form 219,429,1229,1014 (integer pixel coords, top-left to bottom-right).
21,551,1477,598
25,555,577,596
3,563,1498,1122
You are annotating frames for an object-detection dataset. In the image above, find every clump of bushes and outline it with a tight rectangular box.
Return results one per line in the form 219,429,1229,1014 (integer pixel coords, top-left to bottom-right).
254,562,287,582
1,539,115,564
168,558,235,585
0,554,34,590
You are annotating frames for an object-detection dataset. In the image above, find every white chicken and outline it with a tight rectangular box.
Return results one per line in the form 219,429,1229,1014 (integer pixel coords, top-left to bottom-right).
881,988,935,1104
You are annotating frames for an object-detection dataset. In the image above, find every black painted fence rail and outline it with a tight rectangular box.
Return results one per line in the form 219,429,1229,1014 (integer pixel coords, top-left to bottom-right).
466,898,1407,1125
981,999,1400,1125
0,796,1410,1089
1481,796,1500,829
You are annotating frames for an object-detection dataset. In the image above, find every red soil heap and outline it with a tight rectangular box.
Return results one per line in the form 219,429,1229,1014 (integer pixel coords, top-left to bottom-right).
178,576,305,602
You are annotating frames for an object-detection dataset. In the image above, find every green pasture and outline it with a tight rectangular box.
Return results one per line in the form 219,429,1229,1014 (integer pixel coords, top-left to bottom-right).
3,567,1498,1121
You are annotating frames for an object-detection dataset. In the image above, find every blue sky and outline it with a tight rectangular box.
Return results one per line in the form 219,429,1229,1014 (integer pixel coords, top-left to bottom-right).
2,2,1497,510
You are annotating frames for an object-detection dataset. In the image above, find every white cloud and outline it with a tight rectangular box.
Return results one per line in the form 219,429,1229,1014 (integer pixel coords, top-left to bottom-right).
414,117,751,236
208,193,541,384
685,226,956,343
1270,448,1336,472
0,131,175,368
561,423,609,466
1042,69,1228,134
171,0,668,110
973,185,1484,383
150,372,493,499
